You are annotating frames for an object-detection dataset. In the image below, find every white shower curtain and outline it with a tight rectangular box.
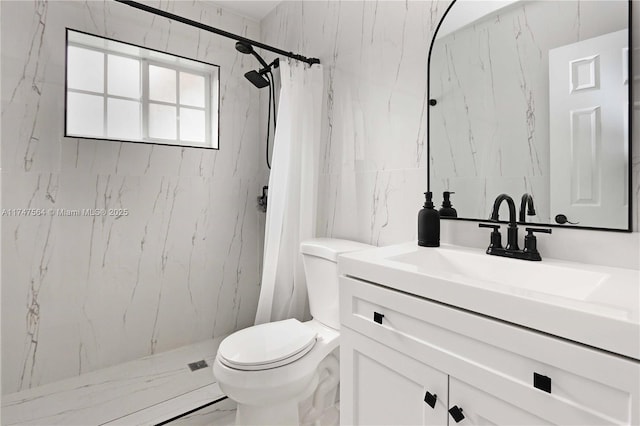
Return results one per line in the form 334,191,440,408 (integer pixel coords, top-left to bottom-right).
254,60,324,325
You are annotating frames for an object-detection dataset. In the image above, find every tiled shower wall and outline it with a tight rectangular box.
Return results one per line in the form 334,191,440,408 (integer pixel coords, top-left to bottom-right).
1,1,264,394
261,1,444,247
261,0,640,269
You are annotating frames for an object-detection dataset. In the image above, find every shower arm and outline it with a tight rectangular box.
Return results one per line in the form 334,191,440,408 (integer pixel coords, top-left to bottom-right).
258,59,280,75
252,52,270,70
114,0,320,66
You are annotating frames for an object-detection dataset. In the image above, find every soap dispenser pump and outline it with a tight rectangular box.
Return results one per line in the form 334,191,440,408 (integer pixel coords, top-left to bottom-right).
439,191,457,217
418,191,440,247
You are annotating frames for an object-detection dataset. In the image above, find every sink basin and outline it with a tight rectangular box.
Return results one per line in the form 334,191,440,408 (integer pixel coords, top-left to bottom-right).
339,242,639,359
388,246,609,300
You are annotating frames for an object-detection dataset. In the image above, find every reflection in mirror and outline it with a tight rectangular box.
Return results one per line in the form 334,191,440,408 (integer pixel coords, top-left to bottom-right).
429,0,630,230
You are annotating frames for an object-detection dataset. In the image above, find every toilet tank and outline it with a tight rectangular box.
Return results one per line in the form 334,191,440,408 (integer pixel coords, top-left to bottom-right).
300,238,374,330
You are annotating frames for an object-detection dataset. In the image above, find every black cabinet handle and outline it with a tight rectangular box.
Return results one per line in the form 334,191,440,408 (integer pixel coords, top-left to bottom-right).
423,391,437,408
373,312,384,324
533,372,552,393
449,406,465,423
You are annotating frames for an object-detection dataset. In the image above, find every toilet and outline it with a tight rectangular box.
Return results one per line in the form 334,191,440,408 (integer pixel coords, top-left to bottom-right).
213,238,373,425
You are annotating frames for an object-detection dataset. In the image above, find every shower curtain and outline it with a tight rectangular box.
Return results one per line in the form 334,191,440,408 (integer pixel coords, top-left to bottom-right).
254,60,324,324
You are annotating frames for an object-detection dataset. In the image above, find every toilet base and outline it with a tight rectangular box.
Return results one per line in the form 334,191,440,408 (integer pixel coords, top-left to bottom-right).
235,400,299,426
233,373,319,426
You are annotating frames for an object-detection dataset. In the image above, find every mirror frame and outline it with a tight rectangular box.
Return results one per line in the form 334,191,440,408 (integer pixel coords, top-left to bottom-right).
427,0,633,233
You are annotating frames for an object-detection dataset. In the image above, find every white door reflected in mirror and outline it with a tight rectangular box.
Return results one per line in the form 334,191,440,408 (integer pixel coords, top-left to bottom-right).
549,30,628,229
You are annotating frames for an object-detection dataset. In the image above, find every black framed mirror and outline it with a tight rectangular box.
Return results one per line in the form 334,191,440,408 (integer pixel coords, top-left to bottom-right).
427,0,632,232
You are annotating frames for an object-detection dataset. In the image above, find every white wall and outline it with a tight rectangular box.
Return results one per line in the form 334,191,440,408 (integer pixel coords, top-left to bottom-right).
261,0,639,270
436,0,518,38
1,0,264,394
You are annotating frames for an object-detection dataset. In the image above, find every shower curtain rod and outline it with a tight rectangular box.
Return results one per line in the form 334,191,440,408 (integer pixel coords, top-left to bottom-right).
114,0,321,66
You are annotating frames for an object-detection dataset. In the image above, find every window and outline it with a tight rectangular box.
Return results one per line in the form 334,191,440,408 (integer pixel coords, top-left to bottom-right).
65,29,220,149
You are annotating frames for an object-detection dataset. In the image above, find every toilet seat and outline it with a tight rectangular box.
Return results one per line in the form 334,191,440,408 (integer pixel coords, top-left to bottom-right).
218,319,317,371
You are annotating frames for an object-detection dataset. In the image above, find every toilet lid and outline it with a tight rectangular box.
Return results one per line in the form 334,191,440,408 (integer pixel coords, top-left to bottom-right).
218,319,317,370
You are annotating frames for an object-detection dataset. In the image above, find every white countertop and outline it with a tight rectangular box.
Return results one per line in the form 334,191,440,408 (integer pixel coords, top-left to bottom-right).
339,242,640,360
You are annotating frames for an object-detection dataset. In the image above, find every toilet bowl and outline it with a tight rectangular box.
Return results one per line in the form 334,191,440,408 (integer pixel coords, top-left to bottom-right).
213,238,373,426
214,319,339,424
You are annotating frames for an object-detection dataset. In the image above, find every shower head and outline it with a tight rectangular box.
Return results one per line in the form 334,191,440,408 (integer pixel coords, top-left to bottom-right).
235,41,254,55
236,40,272,88
235,40,270,70
244,70,270,89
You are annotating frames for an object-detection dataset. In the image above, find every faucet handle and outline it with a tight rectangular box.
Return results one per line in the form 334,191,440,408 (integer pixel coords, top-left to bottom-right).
523,228,552,260
479,223,502,250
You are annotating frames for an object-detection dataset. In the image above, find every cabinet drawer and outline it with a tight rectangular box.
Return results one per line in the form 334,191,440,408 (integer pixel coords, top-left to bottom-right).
340,276,640,424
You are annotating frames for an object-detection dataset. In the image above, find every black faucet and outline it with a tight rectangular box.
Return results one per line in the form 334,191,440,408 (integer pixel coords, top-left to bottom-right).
519,193,536,223
479,193,551,261
490,193,519,250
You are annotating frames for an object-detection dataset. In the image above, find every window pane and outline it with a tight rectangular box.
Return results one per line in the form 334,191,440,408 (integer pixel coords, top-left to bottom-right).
107,98,140,139
108,55,140,98
67,92,104,137
180,72,205,107
179,108,206,143
66,31,219,148
149,103,176,139
67,46,104,92
149,65,176,103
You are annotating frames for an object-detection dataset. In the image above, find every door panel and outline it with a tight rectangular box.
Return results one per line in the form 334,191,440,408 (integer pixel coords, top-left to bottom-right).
549,29,628,229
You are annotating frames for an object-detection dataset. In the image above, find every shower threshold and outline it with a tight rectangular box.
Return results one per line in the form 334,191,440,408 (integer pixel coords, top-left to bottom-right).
2,337,235,425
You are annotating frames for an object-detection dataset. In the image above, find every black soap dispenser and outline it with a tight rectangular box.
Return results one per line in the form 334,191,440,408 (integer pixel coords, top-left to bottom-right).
439,191,457,217
418,191,440,247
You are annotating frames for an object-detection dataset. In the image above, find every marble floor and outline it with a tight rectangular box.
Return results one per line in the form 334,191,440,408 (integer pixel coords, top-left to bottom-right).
2,338,237,425
164,398,236,426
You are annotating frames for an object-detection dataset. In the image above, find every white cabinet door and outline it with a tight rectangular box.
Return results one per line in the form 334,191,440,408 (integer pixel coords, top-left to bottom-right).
448,377,551,426
340,328,448,426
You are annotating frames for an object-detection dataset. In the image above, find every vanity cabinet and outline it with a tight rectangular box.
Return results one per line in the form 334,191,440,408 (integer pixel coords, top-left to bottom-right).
339,276,640,425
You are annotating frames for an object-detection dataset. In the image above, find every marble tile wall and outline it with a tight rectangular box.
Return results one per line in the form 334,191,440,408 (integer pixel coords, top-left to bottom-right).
261,0,639,268
261,0,448,247
1,0,264,394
